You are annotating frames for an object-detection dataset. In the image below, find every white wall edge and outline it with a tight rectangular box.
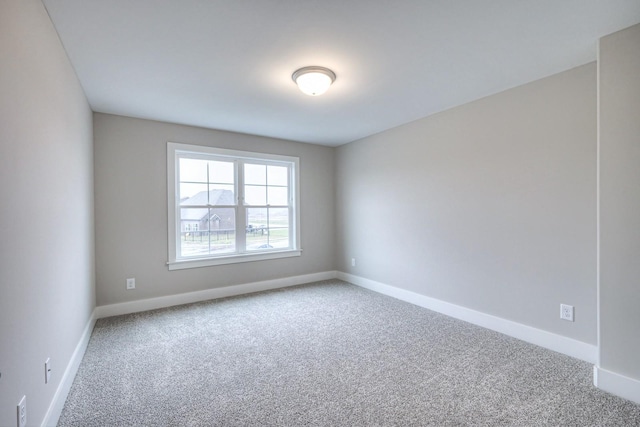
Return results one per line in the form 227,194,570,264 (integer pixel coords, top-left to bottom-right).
96,271,338,319
41,309,97,427
594,366,640,405
337,272,597,364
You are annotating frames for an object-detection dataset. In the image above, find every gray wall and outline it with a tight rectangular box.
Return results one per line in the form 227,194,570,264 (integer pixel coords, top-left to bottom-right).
598,24,640,380
2,4,631,420
0,0,95,425
93,113,335,306
336,64,597,344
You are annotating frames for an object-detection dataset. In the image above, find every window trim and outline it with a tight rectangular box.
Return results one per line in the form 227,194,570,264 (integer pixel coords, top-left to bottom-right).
167,142,301,270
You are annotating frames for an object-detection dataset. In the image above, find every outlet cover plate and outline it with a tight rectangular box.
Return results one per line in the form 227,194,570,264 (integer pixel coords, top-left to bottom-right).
17,395,26,427
560,304,574,322
126,278,135,290
45,358,51,384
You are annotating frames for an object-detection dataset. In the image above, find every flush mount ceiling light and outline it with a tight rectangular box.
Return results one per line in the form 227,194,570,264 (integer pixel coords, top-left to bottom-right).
292,66,336,96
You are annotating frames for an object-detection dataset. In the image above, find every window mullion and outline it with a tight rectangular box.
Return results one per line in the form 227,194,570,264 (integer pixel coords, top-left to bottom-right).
236,160,247,253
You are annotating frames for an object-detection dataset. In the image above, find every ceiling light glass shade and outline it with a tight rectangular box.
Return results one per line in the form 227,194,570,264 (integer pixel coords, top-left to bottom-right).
292,66,336,96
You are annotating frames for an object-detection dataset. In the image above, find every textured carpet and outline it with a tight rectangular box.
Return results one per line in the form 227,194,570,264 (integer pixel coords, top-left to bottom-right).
58,280,640,426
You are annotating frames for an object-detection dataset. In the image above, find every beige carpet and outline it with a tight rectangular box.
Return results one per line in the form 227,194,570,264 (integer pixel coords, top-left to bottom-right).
58,280,640,426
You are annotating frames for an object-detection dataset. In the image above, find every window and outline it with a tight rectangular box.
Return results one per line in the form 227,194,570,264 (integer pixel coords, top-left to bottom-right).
167,142,300,270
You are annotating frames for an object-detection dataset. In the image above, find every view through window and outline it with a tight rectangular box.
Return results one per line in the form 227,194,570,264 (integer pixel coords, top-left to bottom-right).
167,143,300,269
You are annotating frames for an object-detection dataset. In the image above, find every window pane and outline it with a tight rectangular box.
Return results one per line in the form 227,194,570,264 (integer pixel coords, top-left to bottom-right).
246,208,268,250
245,207,290,251
180,183,208,205
180,184,235,206
179,158,208,183
268,208,290,249
180,208,210,257
207,208,236,255
180,208,235,257
269,207,289,227
244,163,266,185
267,165,288,186
245,185,266,205
208,185,235,205
180,208,210,232
208,207,235,233
209,161,234,184
267,187,288,206
246,207,267,228
269,227,289,249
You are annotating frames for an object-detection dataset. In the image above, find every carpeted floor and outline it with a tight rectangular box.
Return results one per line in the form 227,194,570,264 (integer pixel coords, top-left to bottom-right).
58,280,640,426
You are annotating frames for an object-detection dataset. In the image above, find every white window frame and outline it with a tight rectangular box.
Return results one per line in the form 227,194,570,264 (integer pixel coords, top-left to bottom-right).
167,142,301,270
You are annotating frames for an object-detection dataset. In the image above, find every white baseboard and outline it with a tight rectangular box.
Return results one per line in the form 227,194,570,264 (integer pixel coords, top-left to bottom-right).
96,271,338,319
594,366,640,404
337,272,597,364
41,309,97,427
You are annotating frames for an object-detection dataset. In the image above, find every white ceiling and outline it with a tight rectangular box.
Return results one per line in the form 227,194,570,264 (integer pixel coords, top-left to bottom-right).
42,0,640,146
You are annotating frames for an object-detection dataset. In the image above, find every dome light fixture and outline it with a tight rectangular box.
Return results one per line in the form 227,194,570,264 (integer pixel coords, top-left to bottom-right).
292,66,336,96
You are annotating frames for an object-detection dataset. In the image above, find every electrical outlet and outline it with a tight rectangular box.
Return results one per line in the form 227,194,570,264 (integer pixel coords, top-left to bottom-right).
560,304,574,322
45,358,51,384
126,278,136,290
17,395,26,427
351,258,356,267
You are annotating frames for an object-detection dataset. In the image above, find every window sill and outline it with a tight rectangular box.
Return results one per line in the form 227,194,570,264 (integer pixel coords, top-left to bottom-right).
167,249,302,271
